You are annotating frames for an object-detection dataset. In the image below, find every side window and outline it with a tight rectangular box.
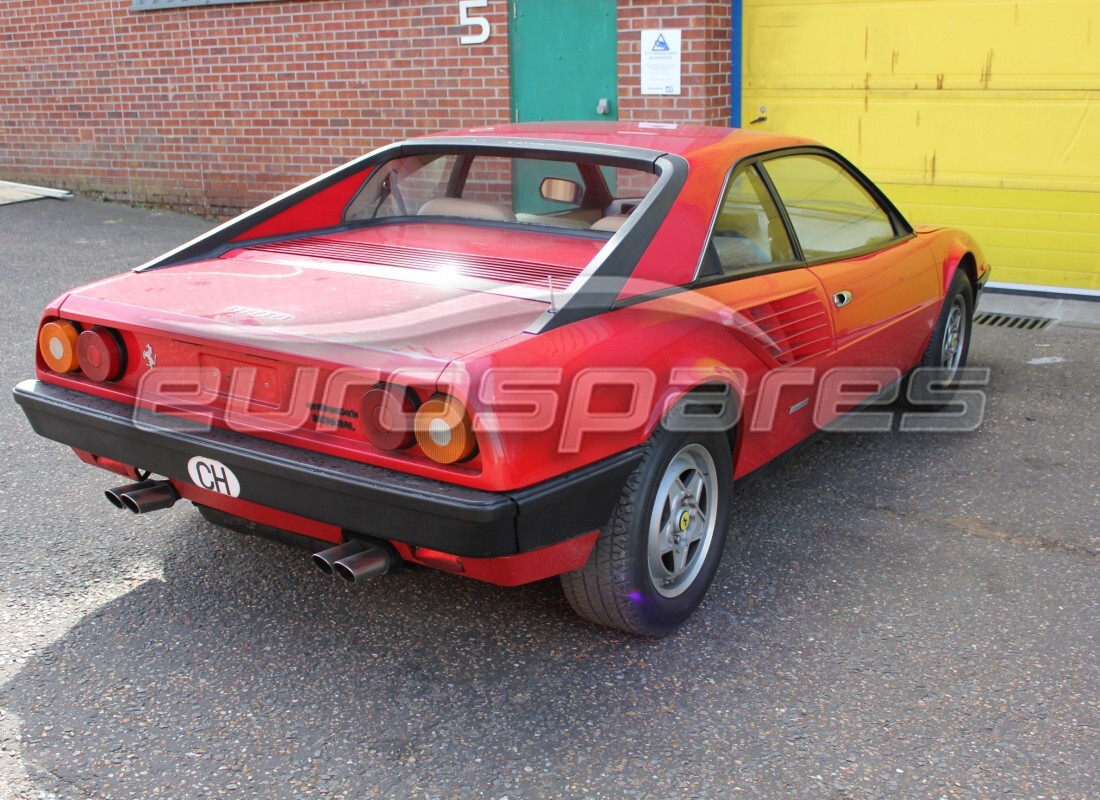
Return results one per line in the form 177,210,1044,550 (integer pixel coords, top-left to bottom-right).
708,165,794,275
762,154,896,259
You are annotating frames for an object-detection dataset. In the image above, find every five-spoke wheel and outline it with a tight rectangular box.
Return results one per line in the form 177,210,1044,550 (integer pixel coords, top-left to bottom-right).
647,444,719,598
561,424,732,637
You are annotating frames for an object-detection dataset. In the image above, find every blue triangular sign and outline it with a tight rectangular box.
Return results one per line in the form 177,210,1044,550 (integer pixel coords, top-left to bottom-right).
652,33,670,51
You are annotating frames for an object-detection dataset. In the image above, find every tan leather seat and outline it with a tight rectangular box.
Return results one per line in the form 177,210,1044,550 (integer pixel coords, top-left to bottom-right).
418,197,517,222
515,213,592,229
590,213,631,232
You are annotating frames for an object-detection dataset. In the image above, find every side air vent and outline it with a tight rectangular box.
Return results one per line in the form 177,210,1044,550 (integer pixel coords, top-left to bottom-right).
245,236,581,291
735,291,832,366
973,312,1053,330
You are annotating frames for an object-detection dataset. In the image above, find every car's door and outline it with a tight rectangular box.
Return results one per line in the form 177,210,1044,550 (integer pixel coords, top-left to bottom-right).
758,152,941,378
691,163,839,473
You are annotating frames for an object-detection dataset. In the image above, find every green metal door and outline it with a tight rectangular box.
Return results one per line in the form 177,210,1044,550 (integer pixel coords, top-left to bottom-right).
509,0,618,213
509,0,617,124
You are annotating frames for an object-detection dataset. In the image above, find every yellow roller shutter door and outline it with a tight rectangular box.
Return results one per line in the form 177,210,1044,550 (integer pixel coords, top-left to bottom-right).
743,0,1100,291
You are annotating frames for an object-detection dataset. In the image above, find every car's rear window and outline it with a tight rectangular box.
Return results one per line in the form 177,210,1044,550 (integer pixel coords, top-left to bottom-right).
344,153,658,232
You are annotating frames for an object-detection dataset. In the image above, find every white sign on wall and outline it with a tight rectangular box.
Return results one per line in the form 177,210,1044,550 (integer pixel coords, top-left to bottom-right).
640,29,682,95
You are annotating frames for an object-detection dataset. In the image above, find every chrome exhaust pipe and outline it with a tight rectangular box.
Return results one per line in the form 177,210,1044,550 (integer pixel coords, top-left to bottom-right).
312,540,368,576
105,480,160,510
106,480,179,514
333,543,394,584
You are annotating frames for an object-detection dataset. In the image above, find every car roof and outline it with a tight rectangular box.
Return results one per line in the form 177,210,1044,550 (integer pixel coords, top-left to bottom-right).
413,121,818,161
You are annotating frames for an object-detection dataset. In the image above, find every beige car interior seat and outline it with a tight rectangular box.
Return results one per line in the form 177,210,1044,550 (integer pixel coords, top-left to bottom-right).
590,213,631,232
418,197,517,222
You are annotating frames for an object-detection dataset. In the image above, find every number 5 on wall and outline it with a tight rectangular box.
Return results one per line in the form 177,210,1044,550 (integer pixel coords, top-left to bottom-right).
459,0,491,44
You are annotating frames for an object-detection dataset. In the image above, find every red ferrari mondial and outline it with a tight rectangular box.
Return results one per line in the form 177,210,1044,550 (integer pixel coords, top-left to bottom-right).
14,123,989,635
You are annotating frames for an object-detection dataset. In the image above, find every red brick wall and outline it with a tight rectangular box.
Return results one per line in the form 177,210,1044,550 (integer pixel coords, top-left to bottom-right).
618,1,732,127
0,0,732,216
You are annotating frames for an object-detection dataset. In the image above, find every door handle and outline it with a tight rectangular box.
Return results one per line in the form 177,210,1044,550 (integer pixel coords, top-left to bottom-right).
833,290,854,308
596,98,611,115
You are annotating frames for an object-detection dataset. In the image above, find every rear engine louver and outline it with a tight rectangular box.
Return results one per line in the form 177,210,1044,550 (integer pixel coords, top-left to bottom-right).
735,291,832,366
246,236,581,291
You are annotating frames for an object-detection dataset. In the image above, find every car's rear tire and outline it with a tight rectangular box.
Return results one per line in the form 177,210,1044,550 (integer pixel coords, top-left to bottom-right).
900,269,974,409
560,424,733,637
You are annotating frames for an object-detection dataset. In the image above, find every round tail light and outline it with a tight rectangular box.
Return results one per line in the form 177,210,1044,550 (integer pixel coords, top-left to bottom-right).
414,394,477,464
76,326,126,382
360,384,419,451
38,320,81,373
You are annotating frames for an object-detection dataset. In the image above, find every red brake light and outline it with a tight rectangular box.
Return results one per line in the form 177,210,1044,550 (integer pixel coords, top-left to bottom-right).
76,326,126,382
360,384,419,451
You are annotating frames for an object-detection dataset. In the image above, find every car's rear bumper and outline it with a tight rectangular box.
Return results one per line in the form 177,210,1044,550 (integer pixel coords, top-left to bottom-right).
13,379,640,558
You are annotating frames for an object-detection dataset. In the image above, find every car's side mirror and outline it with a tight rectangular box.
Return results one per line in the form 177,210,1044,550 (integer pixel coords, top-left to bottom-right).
539,177,582,205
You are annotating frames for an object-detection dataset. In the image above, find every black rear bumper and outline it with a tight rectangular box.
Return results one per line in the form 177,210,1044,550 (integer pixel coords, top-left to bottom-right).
13,379,640,558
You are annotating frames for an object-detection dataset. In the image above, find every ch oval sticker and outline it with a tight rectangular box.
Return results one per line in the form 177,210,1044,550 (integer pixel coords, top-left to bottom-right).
187,456,241,498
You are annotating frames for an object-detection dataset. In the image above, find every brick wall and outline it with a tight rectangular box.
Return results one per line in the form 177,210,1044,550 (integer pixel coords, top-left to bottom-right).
0,0,732,216
618,1,732,128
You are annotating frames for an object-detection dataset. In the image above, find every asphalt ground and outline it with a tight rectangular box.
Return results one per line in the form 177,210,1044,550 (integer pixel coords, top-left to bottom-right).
0,197,1097,799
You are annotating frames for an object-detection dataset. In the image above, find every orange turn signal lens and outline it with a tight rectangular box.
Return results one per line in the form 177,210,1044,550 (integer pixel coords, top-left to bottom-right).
38,320,82,373
414,394,477,464
76,326,126,382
